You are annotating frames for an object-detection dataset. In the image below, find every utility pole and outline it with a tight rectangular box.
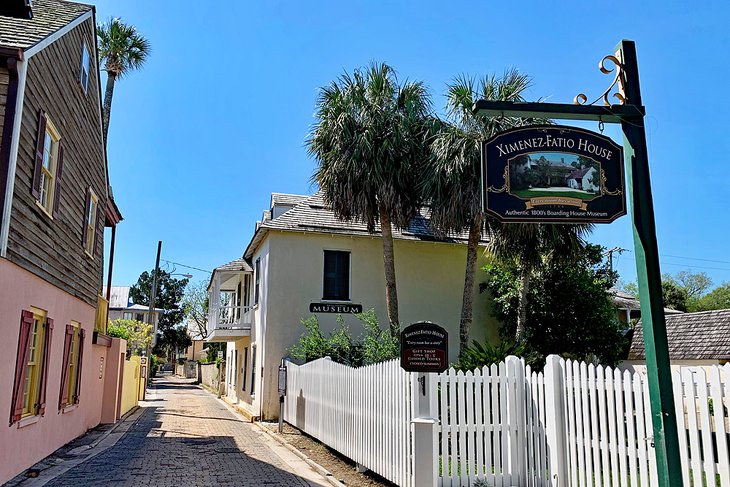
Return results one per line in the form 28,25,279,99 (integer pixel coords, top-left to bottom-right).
142,240,162,400
604,246,626,273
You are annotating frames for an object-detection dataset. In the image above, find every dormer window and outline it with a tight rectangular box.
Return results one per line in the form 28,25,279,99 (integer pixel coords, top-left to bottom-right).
80,43,90,94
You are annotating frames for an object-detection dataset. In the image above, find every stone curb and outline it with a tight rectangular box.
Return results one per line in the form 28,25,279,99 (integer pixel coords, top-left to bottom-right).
8,404,146,486
198,384,345,487
255,423,347,487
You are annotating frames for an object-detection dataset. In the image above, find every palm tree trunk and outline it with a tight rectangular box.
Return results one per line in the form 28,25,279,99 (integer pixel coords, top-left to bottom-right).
378,202,399,337
102,71,117,146
516,269,531,341
459,213,483,356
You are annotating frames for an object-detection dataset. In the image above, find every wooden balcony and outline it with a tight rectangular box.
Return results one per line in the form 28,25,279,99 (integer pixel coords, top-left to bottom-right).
205,304,252,342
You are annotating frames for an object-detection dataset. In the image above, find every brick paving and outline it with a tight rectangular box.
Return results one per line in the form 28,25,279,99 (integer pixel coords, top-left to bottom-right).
42,375,328,487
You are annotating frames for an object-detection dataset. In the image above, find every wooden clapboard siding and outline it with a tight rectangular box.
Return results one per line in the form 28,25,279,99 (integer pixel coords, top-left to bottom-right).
0,66,9,136
7,17,106,307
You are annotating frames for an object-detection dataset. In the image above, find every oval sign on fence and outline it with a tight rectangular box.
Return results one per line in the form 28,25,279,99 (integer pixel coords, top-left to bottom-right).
400,322,448,373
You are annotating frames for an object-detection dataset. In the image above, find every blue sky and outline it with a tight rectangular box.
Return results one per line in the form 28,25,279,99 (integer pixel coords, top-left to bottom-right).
94,0,730,291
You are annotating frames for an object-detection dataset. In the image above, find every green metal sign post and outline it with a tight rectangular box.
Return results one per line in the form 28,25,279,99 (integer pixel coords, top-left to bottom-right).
474,39,683,486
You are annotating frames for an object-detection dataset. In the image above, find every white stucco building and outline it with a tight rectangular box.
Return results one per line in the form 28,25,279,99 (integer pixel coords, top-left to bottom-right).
205,192,498,419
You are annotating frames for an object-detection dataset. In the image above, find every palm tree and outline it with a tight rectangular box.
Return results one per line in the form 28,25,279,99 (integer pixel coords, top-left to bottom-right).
308,62,431,337
97,17,150,145
423,70,534,355
488,222,594,341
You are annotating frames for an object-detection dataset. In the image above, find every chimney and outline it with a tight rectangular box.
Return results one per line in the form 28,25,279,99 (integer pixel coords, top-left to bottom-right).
0,0,33,19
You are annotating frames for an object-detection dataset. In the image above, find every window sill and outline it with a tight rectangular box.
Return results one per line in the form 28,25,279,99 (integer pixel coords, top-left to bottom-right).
84,248,94,260
17,415,39,429
34,200,54,220
62,404,78,414
320,299,352,303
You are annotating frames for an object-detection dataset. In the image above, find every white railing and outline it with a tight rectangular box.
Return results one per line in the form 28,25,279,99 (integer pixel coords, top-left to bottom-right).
284,358,414,487
284,356,730,487
208,305,252,331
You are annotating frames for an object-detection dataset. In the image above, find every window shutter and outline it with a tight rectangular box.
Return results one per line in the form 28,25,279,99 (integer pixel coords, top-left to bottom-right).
52,142,64,218
82,188,91,246
10,310,34,425
93,203,103,257
32,110,47,199
59,324,74,410
37,318,54,416
74,329,86,404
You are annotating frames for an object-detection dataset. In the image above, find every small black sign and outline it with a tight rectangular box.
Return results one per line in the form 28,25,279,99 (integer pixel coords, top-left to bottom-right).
482,125,626,223
400,322,449,373
309,303,363,314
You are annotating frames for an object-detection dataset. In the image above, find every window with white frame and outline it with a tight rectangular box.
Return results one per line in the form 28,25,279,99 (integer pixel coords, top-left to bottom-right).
83,188,98,256
38,119,61,214
80,43,90,94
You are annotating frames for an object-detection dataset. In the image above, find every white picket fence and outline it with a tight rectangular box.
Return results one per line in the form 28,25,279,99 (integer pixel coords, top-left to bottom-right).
283,356,730,487
283,358,414,486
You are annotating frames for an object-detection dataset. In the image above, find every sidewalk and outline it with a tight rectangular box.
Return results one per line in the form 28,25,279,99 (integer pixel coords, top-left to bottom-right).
5,374,332,487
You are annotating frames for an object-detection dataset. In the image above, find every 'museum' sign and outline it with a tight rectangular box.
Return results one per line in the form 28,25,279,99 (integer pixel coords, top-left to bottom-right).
400,322,448,373
309,303,363,314
482,125,626,223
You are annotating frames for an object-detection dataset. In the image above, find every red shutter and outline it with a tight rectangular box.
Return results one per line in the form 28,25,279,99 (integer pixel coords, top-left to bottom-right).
37,318,54,416
32,110,47,199
52,143,64,218
93,203,103,257
74,329,86,404
10,311,34,425
59,325,74,410
81,188,91,246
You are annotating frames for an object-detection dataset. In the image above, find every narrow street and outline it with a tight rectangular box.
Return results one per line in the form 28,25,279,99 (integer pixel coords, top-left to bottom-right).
34,375,331,487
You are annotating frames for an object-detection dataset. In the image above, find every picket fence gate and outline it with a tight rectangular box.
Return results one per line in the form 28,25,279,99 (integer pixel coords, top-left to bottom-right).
283,357,730,487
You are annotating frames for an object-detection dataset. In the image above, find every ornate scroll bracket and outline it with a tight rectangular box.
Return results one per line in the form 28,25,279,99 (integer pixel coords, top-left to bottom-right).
574,55,626,106
487,166,510,193
600,169,622,196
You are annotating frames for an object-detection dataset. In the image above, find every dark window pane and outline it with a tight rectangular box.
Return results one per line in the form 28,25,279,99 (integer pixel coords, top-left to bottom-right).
323,251,350,300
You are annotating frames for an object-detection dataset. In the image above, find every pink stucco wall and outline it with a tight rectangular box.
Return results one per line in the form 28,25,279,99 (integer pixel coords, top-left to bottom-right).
0,258,110,484
100,338,126,424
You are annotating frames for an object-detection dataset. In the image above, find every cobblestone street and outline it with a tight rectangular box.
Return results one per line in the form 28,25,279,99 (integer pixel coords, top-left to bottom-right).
34,375,330,487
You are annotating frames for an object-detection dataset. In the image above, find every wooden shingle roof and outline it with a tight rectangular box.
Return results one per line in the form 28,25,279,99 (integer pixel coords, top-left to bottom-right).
628,309,730,361
0,0,91,51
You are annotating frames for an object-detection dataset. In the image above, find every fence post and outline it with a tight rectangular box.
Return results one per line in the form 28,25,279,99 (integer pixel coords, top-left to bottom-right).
544,354,568,487
411,372,438,487
505,355,527,485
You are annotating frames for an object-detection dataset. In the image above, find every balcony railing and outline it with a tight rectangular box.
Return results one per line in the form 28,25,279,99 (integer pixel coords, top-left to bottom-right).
209,305,252,331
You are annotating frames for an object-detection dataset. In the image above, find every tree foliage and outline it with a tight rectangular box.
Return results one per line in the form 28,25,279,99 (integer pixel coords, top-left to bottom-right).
621,271,727,312
422,69,535,356
482,244,626,369
110,319,153,357
153,326,192,365
97,17,150,143
130,269,189,331
308,62,432,335
182,280,209,339
289,310,399,367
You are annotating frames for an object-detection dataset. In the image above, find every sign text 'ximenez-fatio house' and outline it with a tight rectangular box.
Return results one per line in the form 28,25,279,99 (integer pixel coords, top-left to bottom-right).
205,192,499,420
0,1,125,482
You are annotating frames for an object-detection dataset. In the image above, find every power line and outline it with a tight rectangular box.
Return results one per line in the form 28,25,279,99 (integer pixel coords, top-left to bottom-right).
615,254,730,272
162,259,212,274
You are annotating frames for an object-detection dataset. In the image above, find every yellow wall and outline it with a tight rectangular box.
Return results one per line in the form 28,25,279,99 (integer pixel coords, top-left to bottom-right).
121,357,140,415
254,230,499,418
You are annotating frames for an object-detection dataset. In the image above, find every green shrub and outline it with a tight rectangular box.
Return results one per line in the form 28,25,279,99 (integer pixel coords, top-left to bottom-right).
454,339,525,372
358,309,398,365
289,310,398,366
106,322,129,341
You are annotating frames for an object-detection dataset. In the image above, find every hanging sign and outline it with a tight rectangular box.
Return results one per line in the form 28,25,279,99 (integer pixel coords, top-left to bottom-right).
400,322,448,373
482,125,626,223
